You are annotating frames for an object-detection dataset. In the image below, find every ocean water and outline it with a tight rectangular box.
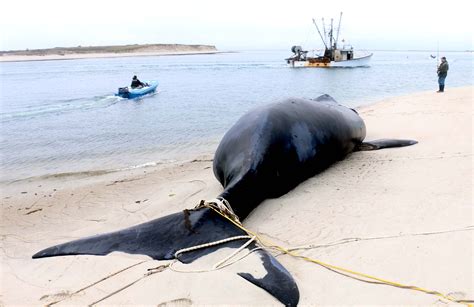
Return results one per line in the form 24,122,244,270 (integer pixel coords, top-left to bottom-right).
1,50,472,182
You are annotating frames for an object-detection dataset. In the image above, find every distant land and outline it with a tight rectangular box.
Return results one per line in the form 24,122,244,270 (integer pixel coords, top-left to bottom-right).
0,44,219,62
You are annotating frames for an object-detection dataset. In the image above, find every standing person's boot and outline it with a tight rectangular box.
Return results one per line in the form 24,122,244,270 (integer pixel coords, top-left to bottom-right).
440,85,445,92
437,85,442,93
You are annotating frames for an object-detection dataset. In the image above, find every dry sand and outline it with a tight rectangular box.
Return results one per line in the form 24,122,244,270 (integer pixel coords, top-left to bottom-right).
1,86,473,306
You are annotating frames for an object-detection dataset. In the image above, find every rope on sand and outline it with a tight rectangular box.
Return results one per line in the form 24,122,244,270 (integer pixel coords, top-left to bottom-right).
197,199,473,306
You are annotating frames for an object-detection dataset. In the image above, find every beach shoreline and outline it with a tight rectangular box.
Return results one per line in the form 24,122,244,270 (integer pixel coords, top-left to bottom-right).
0,50,226,63
0,43,224,62
1,86,472,305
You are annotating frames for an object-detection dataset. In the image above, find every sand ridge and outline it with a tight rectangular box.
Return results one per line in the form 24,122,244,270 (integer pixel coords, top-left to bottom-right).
0,44,220,62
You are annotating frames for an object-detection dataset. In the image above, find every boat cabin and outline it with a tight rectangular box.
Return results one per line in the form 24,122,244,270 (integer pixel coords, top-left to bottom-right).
332,46,354,62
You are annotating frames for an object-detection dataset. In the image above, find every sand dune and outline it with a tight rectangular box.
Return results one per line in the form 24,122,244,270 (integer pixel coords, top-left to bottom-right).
0,44,219,62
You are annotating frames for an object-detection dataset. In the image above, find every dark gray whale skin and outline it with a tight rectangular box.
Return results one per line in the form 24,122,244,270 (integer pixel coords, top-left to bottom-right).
33,95,416,306
215,95,366,219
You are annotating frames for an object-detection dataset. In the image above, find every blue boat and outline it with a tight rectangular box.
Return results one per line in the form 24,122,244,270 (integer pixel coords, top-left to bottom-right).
116,81,158,99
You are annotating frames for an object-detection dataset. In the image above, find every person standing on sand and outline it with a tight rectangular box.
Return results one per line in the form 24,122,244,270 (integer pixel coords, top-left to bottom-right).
437,57,449,93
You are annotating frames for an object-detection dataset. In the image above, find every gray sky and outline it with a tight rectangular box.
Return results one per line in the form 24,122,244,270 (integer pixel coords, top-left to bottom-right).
1,0,473,51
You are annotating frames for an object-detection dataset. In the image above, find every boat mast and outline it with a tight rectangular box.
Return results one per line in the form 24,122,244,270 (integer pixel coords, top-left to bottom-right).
312,18,328,49
322,18,327,47
329,18,334,49
335,12,343,49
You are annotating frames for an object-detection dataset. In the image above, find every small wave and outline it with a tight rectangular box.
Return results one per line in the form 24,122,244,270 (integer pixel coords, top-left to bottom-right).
5,159,176,184
116,159,176,171
4,169,116,184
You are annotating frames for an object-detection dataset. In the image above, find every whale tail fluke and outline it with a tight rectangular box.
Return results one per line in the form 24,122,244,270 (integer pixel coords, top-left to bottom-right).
239,249,300,306
357,138,418,151
32,207,299,306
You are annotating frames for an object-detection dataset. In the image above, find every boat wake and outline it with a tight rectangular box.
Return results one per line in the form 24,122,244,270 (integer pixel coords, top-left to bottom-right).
0,95,124,123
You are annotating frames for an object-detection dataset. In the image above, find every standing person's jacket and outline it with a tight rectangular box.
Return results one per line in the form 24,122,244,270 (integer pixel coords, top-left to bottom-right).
437,62,449,77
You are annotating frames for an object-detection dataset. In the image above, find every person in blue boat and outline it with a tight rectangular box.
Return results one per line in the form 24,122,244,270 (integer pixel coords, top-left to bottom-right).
131,75,147,89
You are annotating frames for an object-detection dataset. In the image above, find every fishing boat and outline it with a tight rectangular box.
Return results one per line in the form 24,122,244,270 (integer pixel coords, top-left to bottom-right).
286,12,372,68
116,81,159,99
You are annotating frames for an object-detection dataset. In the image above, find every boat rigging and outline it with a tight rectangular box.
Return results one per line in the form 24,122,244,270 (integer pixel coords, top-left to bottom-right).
286,12,373,68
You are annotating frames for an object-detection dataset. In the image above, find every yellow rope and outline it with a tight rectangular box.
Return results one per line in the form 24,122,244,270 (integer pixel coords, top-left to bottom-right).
195,198,242,225
203,203,473,306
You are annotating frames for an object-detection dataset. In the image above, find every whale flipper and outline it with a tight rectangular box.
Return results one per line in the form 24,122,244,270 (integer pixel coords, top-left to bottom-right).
357,138,418,151
32,208,299,306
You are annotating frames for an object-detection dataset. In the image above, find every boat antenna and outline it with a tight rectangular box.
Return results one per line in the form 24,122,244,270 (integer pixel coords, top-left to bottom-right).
335,12,343,49
329,18,334,49
312,18,328,49
322,18,327,46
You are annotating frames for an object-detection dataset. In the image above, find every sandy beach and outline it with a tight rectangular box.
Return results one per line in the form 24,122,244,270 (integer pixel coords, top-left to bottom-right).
0,44,221,62
0,51,223,63
0,51,219,62
1,86,472,305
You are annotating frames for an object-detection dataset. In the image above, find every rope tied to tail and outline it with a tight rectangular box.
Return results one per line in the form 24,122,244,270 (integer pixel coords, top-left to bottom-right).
165,198,258,273
195,197,242,226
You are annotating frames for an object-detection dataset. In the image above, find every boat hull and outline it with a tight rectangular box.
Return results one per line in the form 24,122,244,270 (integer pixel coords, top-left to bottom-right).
289,54,373,68
116,81,159,99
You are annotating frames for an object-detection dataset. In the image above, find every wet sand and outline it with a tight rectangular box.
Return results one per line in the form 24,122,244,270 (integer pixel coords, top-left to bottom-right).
1,86,472,305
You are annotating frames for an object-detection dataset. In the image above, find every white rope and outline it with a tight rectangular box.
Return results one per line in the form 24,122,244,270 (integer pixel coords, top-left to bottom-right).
174,235,251,259
170,235,258,273
168,198,259,273
212,236,256,269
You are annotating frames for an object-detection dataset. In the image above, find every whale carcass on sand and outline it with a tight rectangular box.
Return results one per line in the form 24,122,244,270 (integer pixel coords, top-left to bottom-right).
33,94,417,306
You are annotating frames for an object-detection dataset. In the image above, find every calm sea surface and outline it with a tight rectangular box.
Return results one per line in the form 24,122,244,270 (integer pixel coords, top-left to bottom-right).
1,50,472,182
